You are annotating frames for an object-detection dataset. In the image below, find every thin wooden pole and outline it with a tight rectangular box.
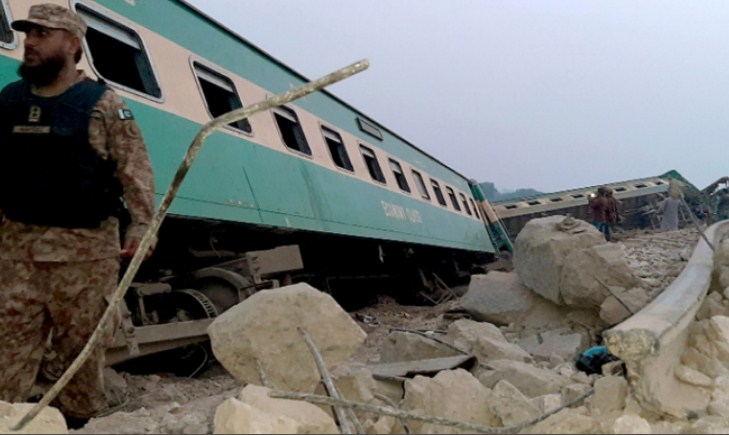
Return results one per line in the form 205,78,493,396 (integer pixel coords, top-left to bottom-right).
12,59,369,431
298,326,353,434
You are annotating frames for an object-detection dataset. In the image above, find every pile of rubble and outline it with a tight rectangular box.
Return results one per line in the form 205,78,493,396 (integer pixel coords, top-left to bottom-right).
8,216,729,434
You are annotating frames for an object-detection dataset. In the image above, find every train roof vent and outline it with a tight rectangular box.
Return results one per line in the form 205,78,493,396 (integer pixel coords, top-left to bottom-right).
527,200,540,206
550,197,563,202
655,180,665,185
614,187,627,192
634,183,647,188
357,117,383,141
505,204,518,209
571,194,585,198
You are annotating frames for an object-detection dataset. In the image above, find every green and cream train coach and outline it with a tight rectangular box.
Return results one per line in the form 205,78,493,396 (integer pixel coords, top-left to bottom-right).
0,0,502,365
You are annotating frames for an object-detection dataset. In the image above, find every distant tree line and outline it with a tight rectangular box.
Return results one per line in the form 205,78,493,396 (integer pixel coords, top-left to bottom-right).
479,181,543,202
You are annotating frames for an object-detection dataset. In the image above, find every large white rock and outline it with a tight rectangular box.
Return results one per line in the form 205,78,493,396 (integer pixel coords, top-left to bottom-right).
514,216,605,304
447,319,532,363
520,407,600,434
0,402,67,434
208,283,366,392
460,272,538,326
490,380,541,426
590,376,628,415
214,398,298,434
560,243,642,309
518,330,588,362
402,369,501,433
237,385,338,434
611,414,652,434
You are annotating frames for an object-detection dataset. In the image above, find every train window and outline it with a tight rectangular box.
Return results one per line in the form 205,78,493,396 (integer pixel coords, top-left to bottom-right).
430,180,446,206
357,117,383,141
655,181,665,185
459,193,472,215
273,106,311,155
446,187,461,211
470,199,480,219
76,5,161,99
360,145,386,183
192,62,252,133
321,126,353,171
0,1,16,48
389,159,410,193
412,170,430,200
634,184,647,188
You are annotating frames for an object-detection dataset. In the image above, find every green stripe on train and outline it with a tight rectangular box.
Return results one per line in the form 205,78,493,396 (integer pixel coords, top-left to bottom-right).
128,101,494,253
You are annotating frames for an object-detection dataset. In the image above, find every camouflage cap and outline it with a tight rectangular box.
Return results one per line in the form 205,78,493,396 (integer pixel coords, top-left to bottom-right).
12,4,87,38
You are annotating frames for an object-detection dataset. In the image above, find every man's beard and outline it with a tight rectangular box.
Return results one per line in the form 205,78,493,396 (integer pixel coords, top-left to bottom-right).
18,52,66,87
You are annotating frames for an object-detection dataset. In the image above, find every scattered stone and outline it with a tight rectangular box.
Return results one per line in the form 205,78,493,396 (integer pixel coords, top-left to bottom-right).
675,365,713,388
208,283,366,393
379,330,460,363
460,272,537,326
599,287,651,326
519,406,600,434
476,359,570,398
214,398,298,434
697,292,729,321
0,402,67,434
590,376,628,415
612,414,652,434
490,380,541,426
446,319,532,363
518,330,587,362
402,369,500,433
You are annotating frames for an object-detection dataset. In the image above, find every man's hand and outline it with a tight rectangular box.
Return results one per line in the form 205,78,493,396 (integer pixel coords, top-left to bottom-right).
121,237,155,260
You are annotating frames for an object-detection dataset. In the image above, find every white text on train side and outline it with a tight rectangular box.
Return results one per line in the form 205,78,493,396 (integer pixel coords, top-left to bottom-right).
381,200,423,224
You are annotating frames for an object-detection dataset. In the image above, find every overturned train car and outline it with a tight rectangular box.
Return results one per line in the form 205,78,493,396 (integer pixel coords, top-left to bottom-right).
0,0,508,367
491,170,700,239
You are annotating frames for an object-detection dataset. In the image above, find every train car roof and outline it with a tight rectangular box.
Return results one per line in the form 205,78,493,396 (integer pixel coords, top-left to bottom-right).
175,0,472,184
491,169,695,205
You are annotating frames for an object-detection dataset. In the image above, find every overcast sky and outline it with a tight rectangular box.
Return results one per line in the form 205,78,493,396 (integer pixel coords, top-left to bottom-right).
185,0,729,193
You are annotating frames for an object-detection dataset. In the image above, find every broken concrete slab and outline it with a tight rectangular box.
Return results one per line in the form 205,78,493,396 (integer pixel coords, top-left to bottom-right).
518,330,588,362
514,215,605,304
490,379,541,426
446,319,532,363
214,398,298,434
379,330,460,363
611,414,652,434
519,406,600,434
208,283,366,393
476,359,570,398
402,369,501,434
590,376,628,415
368,355,476,379
599,287,650,326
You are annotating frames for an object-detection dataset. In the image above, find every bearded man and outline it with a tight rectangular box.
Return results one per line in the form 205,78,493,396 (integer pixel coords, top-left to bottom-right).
0,3,155,427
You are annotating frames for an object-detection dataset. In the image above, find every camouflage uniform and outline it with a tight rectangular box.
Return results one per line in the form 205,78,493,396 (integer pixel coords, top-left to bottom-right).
0,71,155,417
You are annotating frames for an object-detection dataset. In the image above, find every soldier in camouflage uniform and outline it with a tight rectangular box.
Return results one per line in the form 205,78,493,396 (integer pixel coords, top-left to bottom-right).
0,4,155,423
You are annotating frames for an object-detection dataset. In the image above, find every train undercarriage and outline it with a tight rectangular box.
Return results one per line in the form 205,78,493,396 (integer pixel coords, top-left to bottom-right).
107,216,493,372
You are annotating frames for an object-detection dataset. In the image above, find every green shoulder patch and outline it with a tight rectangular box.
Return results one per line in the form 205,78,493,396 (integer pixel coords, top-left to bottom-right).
118,108,135,120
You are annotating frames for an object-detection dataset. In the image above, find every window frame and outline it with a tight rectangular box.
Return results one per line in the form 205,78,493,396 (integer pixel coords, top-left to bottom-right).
74,1,164,103
388,159,411,193
359,144,386,184
446,186,462,211
411,169,431,200
459,193,472,215
430,179,447,207
470,198,480,219
189,58,253,136
0,0,17,50
272,105,312,157
320,124,354,172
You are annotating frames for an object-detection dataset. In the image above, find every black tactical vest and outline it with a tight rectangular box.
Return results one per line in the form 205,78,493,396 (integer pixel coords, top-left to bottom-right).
0,79,123,228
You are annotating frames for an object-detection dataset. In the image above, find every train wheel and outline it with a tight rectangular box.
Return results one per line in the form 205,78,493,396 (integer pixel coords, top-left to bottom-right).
165,289,217,377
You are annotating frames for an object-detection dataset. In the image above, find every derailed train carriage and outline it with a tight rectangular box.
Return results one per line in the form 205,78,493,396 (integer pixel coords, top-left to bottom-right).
0,0,509,367
491,170,702,239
